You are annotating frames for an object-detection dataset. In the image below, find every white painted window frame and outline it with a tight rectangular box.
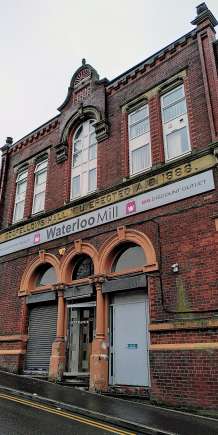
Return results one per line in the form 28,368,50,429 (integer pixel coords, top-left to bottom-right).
128,104,151,176
71,119,97,200
161,84,191,162
32,159,48,215
13,169,28,223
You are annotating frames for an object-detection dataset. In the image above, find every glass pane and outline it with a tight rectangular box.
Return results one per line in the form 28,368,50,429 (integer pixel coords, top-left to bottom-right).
89,144,97,160
73,152,82,167
14,200,25,222
36,170,47,186
90,131,96,145
166,127,189,159
132,144,150,174
17,179,27,194
72,175,80,197
17,171,28,182
33,191,45,213
72,255,94,280
36,160,47,172
163,99,186,123
129,118,149,139
36,265,57,286
112,244,146,272
88,168,96,192
163,86,184,107
129,107,148,125
74,125,83,140
74,139,82,153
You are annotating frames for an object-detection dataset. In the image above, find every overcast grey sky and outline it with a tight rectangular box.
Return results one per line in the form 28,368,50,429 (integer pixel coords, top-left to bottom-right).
0,0,218,149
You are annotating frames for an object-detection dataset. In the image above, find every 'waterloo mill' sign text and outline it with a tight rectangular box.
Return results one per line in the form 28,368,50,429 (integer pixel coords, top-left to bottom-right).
0,170,214,258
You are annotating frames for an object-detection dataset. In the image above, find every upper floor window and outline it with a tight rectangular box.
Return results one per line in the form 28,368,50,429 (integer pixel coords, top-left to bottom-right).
32,159,48,214
128,105,151,176
161,84,191,161
71,119,97,199
13,169,28,223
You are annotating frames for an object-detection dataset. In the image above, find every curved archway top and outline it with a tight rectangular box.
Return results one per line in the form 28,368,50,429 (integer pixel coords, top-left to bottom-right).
19,252,61,295
98,228,158,274
61,105,102,143
58,61,102,113
60,241,99,283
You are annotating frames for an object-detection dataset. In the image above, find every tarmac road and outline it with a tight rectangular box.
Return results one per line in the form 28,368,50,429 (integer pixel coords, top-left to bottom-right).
0,393,136,435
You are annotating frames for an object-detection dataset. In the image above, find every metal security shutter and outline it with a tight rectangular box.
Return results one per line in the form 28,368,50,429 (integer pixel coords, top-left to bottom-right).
25,304,57,371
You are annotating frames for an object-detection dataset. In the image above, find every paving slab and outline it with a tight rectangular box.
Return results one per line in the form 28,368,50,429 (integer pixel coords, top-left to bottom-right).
0,371,218,435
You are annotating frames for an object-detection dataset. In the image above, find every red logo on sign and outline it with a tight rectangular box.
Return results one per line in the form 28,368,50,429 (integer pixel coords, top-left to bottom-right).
34,233,40,244
126,201,136,214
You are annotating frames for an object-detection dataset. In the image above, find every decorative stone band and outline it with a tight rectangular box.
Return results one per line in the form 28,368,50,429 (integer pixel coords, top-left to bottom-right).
0,154,215,245
0,169,215,258
0,350,26,355
149,319,218,331
0,335,28,342
150,343,218,351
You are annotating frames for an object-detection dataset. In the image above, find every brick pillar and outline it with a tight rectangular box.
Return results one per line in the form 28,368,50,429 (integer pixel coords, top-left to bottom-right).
149,95,164,166
49,290,66,381
89,279,109,392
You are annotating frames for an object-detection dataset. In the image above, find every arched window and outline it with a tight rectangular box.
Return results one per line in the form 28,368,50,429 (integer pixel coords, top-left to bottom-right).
71,119,97,199
112,243,146,273
72,255,94,280
36,264,57,287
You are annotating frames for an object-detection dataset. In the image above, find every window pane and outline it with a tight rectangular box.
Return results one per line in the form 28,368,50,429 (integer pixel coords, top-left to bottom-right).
129,118,149,139
163,86,184,107
132,144,150,174
89,144,97,160
17,180,27,194
129,107,148,125
166,127,189,159
90,131,96,145
36,170,47,185
72,255,94,280
17,171,28,182
73,152,82,167
74,125,83,140
74,139,82,153
112,244,146,272
72,175,80,197
36,265,57,286
14,201,25,222
36,160,47,172
33,191,45,213
163,99,186,123
88,168,96,192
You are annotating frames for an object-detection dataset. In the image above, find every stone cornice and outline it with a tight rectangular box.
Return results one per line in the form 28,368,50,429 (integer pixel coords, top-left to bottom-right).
107,30,197,94
9,118,60,155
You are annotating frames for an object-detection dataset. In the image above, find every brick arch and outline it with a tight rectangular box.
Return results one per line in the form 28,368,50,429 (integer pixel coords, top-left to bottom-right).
19,252,61,294
98,227,158,273
60,241,99,283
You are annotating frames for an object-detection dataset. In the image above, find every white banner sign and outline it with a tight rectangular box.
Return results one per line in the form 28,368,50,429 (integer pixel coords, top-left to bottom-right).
0,170,214,258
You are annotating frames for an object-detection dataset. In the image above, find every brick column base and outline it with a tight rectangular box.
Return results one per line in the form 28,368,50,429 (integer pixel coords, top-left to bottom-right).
49,339,65,382
89,338,108,392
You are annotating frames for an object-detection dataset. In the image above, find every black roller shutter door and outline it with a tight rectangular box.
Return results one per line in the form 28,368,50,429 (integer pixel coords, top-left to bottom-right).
25,304,57,371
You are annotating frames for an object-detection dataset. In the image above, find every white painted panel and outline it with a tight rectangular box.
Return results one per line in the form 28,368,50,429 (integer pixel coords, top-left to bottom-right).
113,300,149,386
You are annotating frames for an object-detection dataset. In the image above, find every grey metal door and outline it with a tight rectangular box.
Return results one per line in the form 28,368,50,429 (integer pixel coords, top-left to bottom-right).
110,295,149,386
25,304,57,371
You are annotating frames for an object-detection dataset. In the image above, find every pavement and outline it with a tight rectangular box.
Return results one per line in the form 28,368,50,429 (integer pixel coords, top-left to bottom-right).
0,370,218,435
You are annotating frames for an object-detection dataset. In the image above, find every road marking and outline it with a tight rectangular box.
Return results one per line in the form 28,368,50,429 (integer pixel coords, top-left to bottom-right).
0,392,135,435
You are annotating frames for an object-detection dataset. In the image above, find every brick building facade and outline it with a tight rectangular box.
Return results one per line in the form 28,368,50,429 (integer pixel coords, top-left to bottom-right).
0,3,218,411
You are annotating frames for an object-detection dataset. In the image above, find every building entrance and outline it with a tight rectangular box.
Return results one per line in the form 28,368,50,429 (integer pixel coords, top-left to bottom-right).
67,302,96,375
110,291,149,386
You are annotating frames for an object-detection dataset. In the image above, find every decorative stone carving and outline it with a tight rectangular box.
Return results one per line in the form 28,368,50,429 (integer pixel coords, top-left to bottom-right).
94,119,109,143
55,141,68,163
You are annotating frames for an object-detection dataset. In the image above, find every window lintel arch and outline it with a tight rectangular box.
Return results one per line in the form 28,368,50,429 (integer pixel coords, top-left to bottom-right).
60,242,99,283
61,106,102,144
98,229,158,274
19,253,60,295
